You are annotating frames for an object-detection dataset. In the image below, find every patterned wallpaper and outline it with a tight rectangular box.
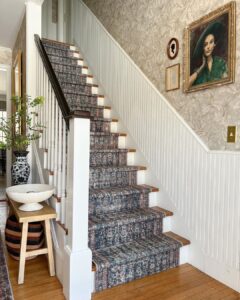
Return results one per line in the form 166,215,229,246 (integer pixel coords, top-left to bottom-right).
0,47,12,65
83,0,240,150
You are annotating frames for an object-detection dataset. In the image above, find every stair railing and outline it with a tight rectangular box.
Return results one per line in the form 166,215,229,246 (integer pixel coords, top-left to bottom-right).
34,35,92,300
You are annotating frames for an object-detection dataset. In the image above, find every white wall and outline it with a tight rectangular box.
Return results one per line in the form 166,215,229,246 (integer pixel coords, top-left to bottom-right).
42,0,71,42
72,0,240,292
42,0,57,40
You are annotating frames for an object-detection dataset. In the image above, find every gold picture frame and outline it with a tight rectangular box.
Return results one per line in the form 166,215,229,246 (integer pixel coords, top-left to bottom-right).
13,50,22,97
183,1,236,93
165,63,180,92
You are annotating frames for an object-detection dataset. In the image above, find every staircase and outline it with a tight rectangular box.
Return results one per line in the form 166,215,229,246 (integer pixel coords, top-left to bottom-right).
41,38,190,292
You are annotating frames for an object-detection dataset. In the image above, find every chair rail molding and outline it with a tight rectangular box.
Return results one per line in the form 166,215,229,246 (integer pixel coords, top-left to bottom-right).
72,0,240,292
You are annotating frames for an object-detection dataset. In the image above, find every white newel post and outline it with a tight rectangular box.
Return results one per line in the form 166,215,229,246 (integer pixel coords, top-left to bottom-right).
63,117,92,300
25,0,44,183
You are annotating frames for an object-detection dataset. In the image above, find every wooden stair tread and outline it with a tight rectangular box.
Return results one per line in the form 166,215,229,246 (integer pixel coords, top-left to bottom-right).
164,231,190,246
42,37,74,47
138,166,147,170
140,184,159,192
151,206,173,217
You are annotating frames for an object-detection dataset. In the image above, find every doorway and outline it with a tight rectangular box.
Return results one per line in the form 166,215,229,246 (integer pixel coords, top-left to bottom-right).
0,64,12,190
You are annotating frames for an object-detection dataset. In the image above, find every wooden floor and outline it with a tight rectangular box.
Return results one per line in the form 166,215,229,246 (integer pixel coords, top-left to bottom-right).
7,255,240,300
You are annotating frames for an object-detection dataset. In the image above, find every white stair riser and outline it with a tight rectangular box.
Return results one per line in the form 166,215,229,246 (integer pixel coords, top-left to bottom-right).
77,60,84,66
103,108,111,119
118,136,126,148
73,52,81,59
86,76,93,84
110,121,118,133
97,97,104,106
137,170,145,185
127,152,135,166
162,217,171,232
69,46,77,51
91,86,98,95
80,66,88,75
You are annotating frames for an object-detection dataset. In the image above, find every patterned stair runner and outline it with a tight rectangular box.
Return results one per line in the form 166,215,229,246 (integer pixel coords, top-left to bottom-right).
42,38,182,292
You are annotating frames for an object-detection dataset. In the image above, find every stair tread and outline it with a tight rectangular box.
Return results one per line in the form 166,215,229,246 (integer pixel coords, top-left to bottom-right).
42,38,74,47
90,148,133,153
164,231,190,246
48,61,88,68
51,62,86,70
55,70,92,78
61,81,96,87
90,132,125,136
90,165,145,171
43,44,81,56
92,234,182,266
89,208,165,228
89,185,153,196
46,51,82,61
90,117,115,122
151,206,173,217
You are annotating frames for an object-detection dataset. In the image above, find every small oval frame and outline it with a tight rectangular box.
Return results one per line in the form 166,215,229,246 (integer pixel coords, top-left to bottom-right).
167,38,179,59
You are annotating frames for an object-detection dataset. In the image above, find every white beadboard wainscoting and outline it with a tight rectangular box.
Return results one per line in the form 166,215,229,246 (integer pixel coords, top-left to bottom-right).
73,0,240,291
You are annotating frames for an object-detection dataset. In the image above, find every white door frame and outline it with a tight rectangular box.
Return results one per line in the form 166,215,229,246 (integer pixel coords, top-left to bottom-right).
0,63,12,187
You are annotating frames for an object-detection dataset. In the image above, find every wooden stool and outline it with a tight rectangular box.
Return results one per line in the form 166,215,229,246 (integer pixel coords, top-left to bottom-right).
8,199,57,284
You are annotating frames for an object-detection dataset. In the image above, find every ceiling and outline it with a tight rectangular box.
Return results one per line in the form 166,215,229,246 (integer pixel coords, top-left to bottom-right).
0,0,26,49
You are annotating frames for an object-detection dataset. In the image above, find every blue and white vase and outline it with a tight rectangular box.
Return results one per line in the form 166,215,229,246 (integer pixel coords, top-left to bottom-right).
11,151,30,185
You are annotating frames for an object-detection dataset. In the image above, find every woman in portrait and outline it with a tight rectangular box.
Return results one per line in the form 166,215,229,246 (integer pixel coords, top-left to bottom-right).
188,21,228,88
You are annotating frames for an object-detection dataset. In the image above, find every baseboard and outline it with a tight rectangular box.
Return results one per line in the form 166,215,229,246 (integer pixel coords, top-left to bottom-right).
190,243,240,293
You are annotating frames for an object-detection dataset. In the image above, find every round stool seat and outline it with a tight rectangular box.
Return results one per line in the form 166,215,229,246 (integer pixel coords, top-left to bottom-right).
5,215,45,260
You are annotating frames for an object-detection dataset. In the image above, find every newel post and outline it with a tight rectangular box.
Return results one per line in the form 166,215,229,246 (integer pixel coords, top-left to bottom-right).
63,117,92,300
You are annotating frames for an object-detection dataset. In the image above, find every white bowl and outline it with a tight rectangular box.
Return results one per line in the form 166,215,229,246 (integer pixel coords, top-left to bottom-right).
6,184,55,211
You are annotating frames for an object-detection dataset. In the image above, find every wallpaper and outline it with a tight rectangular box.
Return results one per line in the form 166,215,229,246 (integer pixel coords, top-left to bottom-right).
83,0,240,150
0,47,12,65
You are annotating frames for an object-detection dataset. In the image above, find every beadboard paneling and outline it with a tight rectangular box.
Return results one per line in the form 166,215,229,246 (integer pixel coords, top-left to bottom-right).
73,1,240,277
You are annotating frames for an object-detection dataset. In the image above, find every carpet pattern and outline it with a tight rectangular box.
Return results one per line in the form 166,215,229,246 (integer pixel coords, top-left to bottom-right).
0,234,14,300
42,38,182,292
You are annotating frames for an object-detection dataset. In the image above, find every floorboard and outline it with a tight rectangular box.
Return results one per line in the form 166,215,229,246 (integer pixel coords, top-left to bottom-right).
6,254,240,300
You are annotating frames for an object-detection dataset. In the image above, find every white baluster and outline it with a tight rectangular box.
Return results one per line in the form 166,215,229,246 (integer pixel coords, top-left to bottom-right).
54,102,59,194
47,88,52,170
61,120,67,224
57,109,62,199
50,94,55,173
38,60,43,149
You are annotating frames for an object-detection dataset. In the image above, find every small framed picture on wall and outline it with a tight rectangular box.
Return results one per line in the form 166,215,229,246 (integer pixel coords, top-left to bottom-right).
167,38,179,59
165,63,180,91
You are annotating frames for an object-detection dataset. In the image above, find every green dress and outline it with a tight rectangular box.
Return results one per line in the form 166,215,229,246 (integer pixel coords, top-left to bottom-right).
194,56,227,86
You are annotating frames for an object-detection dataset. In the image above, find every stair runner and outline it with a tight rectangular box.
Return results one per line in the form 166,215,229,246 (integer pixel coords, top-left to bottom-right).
42,38,182,291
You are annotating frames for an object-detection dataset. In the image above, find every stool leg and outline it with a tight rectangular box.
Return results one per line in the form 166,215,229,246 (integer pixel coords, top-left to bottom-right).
44,219,55,276
18,222,28,284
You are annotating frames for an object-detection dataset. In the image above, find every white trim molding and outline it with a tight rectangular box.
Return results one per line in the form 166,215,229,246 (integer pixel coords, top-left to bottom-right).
72,0,240,292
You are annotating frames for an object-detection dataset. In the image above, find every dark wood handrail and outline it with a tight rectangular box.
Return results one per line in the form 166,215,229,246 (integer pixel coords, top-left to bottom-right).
34,34,90,128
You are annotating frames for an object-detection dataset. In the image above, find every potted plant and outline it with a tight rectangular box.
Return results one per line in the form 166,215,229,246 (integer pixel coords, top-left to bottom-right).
0,95,44,185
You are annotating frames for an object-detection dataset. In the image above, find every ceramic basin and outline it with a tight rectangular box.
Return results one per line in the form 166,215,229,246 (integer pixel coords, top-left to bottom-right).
6,184,55,211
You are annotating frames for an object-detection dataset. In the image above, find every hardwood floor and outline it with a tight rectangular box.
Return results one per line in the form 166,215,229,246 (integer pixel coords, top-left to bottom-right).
7,254,65,300
7,255,239,300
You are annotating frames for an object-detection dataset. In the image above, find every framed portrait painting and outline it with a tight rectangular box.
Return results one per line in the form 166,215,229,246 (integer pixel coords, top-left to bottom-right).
184,1,236,93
